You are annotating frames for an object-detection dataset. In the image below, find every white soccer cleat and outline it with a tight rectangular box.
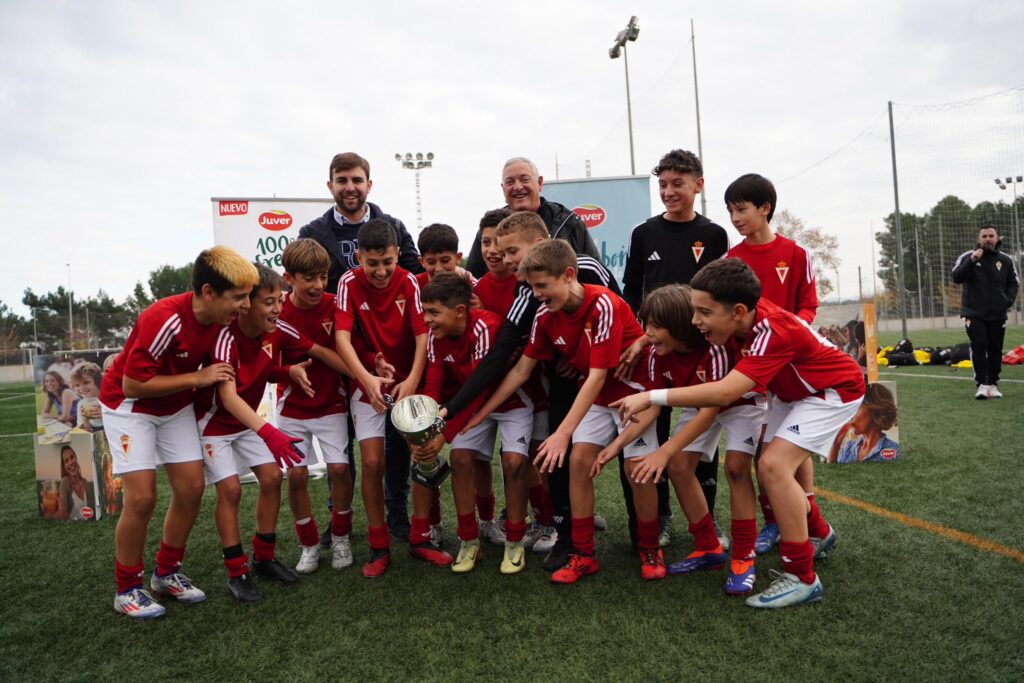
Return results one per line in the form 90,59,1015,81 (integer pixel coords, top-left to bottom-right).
296,544,321,574
330,535,353,570
532,526,558,554
745,570,823,609
987,385,1003,399
479,519,506,545
149,571,206,603
114,588,166,619
975,385,990,400
523,520,544,550
430,523,445,548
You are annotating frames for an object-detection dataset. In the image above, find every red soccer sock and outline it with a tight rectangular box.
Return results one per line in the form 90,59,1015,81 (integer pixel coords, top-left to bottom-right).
758,493,777,525
688,513,722,553
223,552,250,579
505,519,527,543
780,539,816,584
295,517,320,547
115,560,144,594
731,518,757,561
806,493,831,538
430,489,443,525
636,517,660,550
571,516,596,556
368,524,390,551
410,515,431,545
528,484,554,525
476,493,496,522
154,541,184,577
457,513,479,541
332,509,353,537
251,534,276,563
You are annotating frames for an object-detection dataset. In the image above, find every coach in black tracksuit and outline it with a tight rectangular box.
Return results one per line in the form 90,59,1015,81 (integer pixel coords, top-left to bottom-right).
951,223,1020,396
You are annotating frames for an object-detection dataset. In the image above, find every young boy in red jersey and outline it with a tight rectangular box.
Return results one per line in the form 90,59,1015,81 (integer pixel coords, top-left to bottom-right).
472,208,517,316
723,173,831,558
464,240,663,584
335,219,452,576
100,246,257,619
414,273,536,573
613,259,865,608
277,239,357,574
195,264,333,602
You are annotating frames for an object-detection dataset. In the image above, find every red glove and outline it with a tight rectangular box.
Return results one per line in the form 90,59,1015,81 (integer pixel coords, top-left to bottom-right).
257,423,304,468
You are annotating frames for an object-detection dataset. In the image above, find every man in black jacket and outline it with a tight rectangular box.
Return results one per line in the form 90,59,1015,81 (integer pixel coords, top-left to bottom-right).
951,223,1020,399
465,157,601,278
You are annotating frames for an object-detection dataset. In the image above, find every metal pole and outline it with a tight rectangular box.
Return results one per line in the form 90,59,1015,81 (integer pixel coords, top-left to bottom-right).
623,43,636,175
414,168,423,230
835,267,841,303
858,265,863,301
66,263,73,349
32,307,38,348
691,18,707,216
914,222,924,318
1013,178,1023,316
888,101,908,338
937,214,948,327
85,307,90,349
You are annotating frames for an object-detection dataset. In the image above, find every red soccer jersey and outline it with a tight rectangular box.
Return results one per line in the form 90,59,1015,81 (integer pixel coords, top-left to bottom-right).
100,292,225,416
727,235,818,324
336,266,428,394
647,340,759,412
277,292,347,419
734,299,865,403
525,285,649,406
415,271,430,289
473,272,519,318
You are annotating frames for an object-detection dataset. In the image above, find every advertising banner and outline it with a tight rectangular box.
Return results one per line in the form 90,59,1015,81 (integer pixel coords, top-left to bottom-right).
210,197,333,271
541,176,652,281
827,380,900,464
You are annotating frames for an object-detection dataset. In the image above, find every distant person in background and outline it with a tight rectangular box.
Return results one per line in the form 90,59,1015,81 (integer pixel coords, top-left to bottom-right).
828,383,899,463
57,445,95,520
951,223,1020,399
42,370,77,426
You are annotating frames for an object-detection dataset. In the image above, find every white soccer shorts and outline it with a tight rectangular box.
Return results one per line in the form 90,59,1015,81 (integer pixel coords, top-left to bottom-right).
277,413,350,466
574,405,658,459
200,430,276,485
101,403,202,475
763,389,864,458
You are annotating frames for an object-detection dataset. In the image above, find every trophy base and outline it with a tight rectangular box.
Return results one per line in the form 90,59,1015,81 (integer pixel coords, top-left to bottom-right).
411,458,451,490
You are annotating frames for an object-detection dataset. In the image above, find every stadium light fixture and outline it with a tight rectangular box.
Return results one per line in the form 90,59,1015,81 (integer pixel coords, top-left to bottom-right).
395,152,435,230
609,16,640,175
994,174,1024,316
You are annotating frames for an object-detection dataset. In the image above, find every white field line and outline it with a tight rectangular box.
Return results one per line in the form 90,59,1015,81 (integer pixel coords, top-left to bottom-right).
0,393,33,402
878,371,1024,383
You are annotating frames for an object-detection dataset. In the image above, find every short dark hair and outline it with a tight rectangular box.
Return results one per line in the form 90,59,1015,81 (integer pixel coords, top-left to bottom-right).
638,285,705,351
479,207,511,230
329,152,370,180
192,246,259,295
978,222,998,233
421,272,471,309
690,258,761,310
417,223,460,256
358,219,399,253
724,173,777,222
282,238,330,275
251,263,284,299
652,149,703,178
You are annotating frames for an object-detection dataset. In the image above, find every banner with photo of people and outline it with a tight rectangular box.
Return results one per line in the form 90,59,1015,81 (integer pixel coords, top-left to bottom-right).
34,350,122,519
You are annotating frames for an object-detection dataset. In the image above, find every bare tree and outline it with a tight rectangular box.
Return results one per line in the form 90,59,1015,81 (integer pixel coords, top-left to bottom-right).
773,209,840,298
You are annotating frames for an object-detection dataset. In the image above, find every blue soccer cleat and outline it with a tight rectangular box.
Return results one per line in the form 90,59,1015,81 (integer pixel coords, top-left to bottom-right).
723,559,757,596
754,522,780,555
667,549,727,575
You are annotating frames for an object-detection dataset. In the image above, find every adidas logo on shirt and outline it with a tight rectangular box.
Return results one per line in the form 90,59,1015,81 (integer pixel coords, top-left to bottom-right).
633,437,647,448
648,251,661,261
516,436,528,445
443,354,456,363
744,436,755,446
360,302,370,311
786,424,801,435
176,351,189,358
554,336,567,346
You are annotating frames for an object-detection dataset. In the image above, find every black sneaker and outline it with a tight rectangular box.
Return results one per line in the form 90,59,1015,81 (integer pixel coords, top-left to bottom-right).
542,534,574,572
252,558,299,584
319,527,332,549
387,511,411,541
227,573,263,603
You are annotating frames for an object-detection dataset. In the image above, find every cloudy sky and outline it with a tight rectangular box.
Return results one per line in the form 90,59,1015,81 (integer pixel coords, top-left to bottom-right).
2,1,1022,316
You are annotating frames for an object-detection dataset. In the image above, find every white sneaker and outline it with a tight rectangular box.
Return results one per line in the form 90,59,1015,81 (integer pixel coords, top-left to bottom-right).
976,385,990,400
149,571,206,603
330,535,353,570
114,588,166,619
714,518,731,552
479,519,506,545
532,526,557,554
523,520,544,550
987,385,1003,398
746,570,823,609
295,545,320,574
430,523,444,548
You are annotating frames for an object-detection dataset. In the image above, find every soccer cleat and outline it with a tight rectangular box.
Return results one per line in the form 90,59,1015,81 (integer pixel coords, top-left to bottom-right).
542,534,573,572
755,522,781,555
593,513,608,531
479,519,506,545
723,559,757,596
987,385,1003,399
667,548,727,575
659,515,672,547
811,525,838,560
639,547,667,581
330,535,353,570
409,541,453,567
975,384,990,400
113,588,166,619
745,569,822,609
319,527,332,549
523,520,544,550
252,557,299,584
150,571,207,603
227,573,264,603
501,540,526,574
714,518,731,552
550,553,599,584
532,526,558,554
295,545,321,574
361,549,391,578
452,539,482,573
429,523,444,548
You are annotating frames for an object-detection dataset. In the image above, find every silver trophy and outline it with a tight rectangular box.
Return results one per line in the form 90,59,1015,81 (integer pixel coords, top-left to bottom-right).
389,395,451,490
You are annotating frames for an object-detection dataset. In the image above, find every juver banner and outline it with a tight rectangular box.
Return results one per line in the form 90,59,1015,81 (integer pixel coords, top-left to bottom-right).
211,198,333,272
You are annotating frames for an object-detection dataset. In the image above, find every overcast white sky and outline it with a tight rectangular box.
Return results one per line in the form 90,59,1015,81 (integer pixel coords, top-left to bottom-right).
2,1,1022,316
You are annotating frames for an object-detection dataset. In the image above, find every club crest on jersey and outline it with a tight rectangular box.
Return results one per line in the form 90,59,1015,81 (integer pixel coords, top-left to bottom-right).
395,294,406,315
321,319,333,335
262,342,274,359
583,321,592,343
776,260,790,284
204,443,215,459
692,241,705,263
996,261,1003,271
119,434,131,456
696,369,707,382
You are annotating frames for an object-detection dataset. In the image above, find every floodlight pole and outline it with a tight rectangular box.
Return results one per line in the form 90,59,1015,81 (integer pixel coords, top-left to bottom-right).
66,263,74,349
995,175,1023,317
395,152,434,230
691,19,707,216
609,16,639,176
887,101,908,338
